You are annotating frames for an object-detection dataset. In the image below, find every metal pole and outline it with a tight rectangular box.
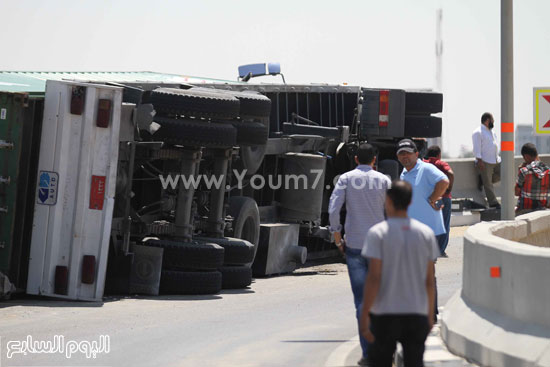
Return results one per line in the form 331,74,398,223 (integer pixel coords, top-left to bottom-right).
501,0,515,220
428,9,443,149
435,9,443,148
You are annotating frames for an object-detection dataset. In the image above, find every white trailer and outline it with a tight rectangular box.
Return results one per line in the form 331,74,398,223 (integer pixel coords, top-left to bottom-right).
27,80,122,301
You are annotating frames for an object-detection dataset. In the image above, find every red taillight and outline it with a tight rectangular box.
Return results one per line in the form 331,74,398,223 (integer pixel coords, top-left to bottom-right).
97,99,111,128
70,86,85,115
54,266,68,295
82,255,96,284
379,90,389,127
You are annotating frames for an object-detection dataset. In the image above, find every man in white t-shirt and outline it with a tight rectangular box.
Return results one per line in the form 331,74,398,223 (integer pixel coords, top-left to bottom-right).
360,180,438,367
472,112,501,208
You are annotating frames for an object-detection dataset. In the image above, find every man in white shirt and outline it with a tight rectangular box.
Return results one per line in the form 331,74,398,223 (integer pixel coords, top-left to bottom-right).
472,112,501,208
329,143,391,366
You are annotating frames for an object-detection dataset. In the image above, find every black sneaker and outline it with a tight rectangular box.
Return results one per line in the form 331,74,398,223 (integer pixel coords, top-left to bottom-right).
357,356,370,366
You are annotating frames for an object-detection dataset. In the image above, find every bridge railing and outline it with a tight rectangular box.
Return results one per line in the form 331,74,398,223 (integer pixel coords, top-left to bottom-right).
441,211,550,367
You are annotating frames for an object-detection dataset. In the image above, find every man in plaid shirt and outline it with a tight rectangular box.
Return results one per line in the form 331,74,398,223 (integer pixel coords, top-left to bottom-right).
515,143,550,212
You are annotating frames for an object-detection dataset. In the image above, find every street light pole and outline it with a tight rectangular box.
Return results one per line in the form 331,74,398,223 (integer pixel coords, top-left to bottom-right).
501,0,515,220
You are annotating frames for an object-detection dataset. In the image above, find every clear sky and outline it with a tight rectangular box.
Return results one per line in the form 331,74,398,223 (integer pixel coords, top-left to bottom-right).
1,0,549,156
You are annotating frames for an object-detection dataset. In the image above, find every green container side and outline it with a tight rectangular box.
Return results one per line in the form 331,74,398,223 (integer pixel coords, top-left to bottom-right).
0,70,242,95
0,92,26,273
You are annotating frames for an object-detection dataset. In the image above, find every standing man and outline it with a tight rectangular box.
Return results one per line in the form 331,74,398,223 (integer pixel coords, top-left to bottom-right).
329,143,391,366
396,139,449,237
360,180,438,367
515,143,550,214
397,139,448,324
472,112,501,208
423,145,454,257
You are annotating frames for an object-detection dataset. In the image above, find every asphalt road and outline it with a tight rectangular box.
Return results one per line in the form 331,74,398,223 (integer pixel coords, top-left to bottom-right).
0,227,467,367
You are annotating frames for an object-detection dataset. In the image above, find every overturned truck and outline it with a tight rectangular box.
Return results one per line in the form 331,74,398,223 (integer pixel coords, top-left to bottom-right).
0,68,442,300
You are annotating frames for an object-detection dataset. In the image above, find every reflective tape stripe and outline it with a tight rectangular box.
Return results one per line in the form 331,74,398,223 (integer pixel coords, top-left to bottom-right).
502,141,514,151
379,115,388,127
502,122,514,133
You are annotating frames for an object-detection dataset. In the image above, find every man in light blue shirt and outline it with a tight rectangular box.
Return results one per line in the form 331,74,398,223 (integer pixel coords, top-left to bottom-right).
329,143,391,366
397,138,448,325
397,139,449,236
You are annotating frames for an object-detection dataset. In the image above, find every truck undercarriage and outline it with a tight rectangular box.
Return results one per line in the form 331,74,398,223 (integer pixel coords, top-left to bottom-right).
0,71,442,300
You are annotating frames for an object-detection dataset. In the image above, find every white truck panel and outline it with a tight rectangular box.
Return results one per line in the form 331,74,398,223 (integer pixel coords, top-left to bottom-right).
27,80,122,301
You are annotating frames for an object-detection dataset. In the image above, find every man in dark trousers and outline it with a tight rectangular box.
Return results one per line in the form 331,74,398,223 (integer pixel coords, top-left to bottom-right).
360,180,438,367
397,139,447,324
472,112,501,208
329,143,391,366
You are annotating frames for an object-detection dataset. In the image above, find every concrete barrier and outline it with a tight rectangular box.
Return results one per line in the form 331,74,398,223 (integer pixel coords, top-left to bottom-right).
445,154,550,205
441,211,550,367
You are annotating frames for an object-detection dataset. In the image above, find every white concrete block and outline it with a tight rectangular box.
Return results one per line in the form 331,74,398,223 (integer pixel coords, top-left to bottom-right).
445,212,550,366
451,211,480,227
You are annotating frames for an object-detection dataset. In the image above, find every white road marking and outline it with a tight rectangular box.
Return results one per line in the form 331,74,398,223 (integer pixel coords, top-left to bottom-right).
324,335,360,367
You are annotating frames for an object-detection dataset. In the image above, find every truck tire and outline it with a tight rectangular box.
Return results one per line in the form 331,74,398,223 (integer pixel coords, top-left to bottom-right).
405,91,443,114
143,239,224,271
201,88,271,118
226,196,260,267
229,91,271,118
219,266,252,289
404,116,442,138
153,117,237,148
414,138,428,158
194,237,255,265
377,159,400,181
160,270,222,295
232,117,269,175
231,121,268,146
149,87,240,119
